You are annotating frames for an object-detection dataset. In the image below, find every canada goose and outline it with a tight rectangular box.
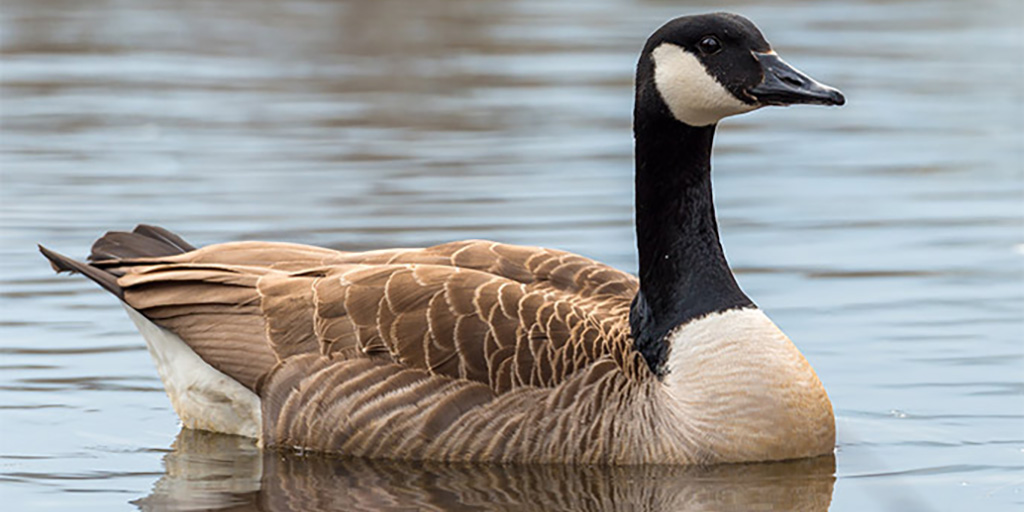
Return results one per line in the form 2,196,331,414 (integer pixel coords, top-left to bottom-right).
40,13,844,465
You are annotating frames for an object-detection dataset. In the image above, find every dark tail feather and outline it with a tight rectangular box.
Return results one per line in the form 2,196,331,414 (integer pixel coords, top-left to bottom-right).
89,224,196,262
39,245,125,300
41,225,197,299
129,224,195,253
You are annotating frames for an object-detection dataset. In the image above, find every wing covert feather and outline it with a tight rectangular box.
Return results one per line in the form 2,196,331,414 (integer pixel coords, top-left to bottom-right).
98,239,642,397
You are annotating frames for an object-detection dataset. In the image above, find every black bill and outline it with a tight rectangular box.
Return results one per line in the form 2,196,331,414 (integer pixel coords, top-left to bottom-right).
748,52,845,106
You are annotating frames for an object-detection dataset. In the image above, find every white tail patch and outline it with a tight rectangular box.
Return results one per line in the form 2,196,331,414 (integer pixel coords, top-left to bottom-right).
123,306,262,440
652,43,757,126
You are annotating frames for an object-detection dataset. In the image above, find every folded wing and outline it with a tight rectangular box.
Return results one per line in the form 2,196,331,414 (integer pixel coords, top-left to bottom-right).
58,227,644,397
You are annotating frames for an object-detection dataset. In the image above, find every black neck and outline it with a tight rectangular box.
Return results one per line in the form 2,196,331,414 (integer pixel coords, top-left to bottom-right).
629,113,753,375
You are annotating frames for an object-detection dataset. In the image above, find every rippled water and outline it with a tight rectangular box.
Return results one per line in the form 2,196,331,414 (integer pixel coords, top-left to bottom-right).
2,0,1022,510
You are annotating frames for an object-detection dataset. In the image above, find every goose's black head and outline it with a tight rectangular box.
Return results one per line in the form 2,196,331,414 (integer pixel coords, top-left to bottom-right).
636,13,845,127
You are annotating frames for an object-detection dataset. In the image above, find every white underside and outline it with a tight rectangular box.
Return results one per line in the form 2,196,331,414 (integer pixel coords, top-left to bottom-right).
124,306,262,440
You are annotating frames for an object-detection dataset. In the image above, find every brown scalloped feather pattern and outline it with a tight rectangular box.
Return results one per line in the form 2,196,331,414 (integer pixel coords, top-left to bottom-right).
88,236,656,461
261,354,671,463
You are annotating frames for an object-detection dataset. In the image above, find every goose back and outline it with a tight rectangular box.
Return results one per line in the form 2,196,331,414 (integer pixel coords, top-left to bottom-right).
92,237,649,396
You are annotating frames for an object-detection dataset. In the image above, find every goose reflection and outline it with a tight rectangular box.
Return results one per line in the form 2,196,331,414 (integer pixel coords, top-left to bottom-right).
134,428,835,512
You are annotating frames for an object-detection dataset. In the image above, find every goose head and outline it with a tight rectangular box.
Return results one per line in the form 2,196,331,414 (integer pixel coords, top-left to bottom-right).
637,12,844,127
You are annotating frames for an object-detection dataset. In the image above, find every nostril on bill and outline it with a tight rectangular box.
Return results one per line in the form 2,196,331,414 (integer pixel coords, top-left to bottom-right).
779,73,804,87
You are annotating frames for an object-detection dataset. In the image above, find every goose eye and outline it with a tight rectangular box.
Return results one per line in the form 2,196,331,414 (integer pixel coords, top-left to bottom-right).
697,36,722,55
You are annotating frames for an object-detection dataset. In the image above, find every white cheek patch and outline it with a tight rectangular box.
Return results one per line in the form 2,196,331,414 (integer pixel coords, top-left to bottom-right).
652,43,757,126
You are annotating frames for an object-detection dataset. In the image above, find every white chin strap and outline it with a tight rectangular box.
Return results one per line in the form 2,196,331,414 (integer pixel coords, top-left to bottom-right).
651,43,758,126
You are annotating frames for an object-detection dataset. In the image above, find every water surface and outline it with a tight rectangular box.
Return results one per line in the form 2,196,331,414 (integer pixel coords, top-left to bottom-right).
1,0,1022,510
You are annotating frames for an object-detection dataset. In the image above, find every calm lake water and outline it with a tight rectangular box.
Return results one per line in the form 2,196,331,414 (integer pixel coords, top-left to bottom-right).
1,0,1022,510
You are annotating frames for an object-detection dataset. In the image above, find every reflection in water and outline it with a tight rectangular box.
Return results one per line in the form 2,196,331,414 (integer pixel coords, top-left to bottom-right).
136,429,835,512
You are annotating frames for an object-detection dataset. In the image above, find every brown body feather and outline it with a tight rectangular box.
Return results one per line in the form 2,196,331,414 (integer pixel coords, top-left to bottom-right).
44,227,681,463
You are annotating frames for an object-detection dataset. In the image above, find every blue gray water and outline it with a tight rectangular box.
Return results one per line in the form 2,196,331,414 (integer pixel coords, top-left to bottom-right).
1,0,1022,510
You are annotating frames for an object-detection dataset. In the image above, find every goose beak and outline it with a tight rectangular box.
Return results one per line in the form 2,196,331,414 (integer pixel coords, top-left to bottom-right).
748,52,845,107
